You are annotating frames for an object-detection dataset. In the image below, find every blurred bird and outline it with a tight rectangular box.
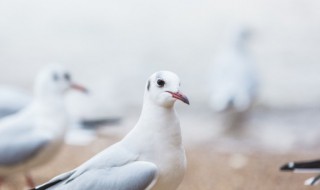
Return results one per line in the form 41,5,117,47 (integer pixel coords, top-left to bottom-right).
209,26,258,136
0,65,87,188
32,71,189,190
0,82,120,146
280,159,320,186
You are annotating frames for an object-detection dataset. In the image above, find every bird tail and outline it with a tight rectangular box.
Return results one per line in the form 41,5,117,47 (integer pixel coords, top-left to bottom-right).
31,170,76,190
31,179,63,190
80,117,121,128
280,160,320,173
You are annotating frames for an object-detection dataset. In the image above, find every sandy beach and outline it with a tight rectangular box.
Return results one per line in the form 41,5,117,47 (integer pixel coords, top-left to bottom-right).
1,107,319,190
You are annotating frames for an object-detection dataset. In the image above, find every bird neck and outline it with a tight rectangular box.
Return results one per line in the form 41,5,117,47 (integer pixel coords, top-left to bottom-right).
35,92,65,106
33,95,67,124
31,97,68,136
139,97,178,125
123,98,182,150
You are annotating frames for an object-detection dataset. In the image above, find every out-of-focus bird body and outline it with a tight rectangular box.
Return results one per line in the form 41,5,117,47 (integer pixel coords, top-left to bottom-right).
280,159,320,186
210,27,258,136
0,65,87,188
0,101,67,176
210,28,258,112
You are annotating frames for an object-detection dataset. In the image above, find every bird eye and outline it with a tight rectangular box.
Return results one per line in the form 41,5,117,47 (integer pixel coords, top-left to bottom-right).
157,79,165,87
64,73,71,81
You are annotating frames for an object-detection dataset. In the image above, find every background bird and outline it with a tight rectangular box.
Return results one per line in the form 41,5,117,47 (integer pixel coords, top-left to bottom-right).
209,26,259,136
280,159,320,186
0,65,87,188
0,76,121,147
33,71,189,190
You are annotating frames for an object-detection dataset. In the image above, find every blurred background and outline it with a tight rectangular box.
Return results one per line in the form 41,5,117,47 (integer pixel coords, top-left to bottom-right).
0,0,320,189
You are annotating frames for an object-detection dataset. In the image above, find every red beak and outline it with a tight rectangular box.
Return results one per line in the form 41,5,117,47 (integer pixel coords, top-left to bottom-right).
166,91,190,105
70,83,89,94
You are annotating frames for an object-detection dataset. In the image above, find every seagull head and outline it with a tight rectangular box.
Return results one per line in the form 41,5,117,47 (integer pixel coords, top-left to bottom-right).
145,71,189,108
35,64,88,97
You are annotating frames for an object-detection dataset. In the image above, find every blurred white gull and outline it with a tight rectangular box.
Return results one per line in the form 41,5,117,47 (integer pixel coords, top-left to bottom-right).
33,71,189,190
0,83,120,147
280,159,320,186
0,65,87,188
0,85,31,118
209,27,258,135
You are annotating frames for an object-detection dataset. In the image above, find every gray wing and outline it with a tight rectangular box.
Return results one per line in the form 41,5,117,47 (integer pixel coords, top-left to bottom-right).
0,86,31,118
59,161,158,190
0,133,49,165
36,161,158,190
34,143,158,190
0,106,35,136
33,170,77,190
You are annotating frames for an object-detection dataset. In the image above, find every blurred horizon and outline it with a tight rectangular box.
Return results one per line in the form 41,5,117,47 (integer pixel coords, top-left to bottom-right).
0,0,320,109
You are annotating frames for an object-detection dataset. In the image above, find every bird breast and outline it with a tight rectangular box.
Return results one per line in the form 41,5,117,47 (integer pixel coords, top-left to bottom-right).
150,146,186,190
138,138,186,190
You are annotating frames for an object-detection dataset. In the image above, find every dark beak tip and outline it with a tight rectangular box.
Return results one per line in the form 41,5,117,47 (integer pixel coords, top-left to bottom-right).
279,164,292,171
181,94,190,105
178,95,190,105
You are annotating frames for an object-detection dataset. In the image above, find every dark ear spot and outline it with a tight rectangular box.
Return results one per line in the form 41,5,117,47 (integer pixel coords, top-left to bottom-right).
53,73,59,81
147,80,150,91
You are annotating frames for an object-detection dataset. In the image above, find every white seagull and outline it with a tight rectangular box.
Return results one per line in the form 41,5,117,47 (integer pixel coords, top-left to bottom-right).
280,159,320,186
33,71,189,190
210,27,258,112
0,65,87,188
